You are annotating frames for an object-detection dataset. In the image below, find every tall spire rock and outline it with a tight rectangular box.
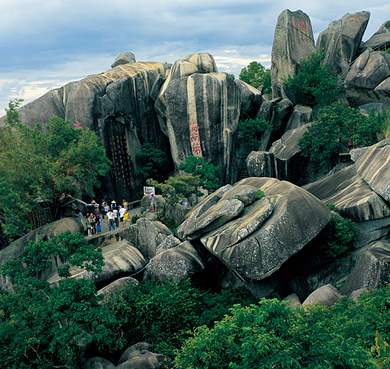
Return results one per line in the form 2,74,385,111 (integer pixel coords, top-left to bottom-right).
271,9,315,97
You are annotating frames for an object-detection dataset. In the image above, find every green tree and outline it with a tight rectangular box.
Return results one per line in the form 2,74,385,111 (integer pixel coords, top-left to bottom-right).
299,103,364,167
147,174,201,230
135,143,170,183
178,155,220,192
237,118,271,156
284,49,340,108
0,103,110,239
239,61,272,94
0,232,123,368
299,103,386,168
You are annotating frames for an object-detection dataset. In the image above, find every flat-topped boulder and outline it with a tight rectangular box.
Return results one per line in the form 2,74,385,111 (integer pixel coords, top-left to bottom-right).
178,178,332,283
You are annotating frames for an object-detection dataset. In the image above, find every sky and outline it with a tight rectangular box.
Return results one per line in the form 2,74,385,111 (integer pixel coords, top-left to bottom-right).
1,0,390,117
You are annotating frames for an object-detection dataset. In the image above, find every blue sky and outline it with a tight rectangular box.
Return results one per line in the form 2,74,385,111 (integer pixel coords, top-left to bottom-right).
1,0,390,116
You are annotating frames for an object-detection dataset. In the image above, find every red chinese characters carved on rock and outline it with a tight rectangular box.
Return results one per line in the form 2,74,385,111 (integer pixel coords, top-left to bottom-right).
189,121,203,157
74,121,83,130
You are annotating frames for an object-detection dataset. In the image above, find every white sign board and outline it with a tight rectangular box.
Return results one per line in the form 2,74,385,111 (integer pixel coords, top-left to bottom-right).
143,186,155,196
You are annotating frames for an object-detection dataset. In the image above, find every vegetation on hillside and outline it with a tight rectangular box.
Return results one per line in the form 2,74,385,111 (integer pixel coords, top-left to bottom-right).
1,231,389,369
0,100,110,240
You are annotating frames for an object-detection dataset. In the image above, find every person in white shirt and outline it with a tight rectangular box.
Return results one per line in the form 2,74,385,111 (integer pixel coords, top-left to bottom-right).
113,207,119,228
107,209,115,231
119,206,127,228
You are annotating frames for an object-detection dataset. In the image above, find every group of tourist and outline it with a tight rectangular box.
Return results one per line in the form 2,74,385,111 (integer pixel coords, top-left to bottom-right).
78,199,131,235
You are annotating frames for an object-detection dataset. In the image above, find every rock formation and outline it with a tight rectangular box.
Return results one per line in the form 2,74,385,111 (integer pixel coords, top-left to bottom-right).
155,53,241,183
271,9,315,97
177,177,332,283
316,11,370,76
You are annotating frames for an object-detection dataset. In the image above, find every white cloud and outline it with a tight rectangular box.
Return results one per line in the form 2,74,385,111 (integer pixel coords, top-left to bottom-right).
1,0,390,116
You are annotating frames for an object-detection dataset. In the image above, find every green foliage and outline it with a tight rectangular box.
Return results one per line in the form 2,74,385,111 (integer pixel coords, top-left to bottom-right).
370,332,390,368
378,107,390,140
178,155,220,192
239,61,272,94
175,288,390,369
0,232,123,368
299,102,383,168
318,217,355,259
256,189,264,199
135,143,169,183
110,279,255,358
284,49,340,108
326,203,337,211
4,98,23,125
131,213,141,224
0,105,110,239
237,118,271,155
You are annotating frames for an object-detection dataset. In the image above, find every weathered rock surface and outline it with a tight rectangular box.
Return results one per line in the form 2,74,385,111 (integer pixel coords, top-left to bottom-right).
269,124,312,185
235,79,263,118
143,241,205,282
340,240,390,296
284,104,312,131
302,283,342,306
97,277,139,305
247,151,276,178
176,198,244,240
345,49,390,106
134,218,172,260
316,11,370,76
86,357,115,369
179,178,331,283
111,51,136,68
156,235,181,255
303,164,390,222
201,197,274,254
155,54,241,184
118,342,172,369
354,138,390,202
271,9,315,96
118,342,154,365
361,20,390,52
48,240,146,285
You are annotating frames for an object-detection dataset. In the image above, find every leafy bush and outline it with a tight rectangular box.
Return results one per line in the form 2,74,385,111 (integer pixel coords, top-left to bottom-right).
109,280,255,358
0,232,122,369
299,102,385,168
284,49,340,108
256,189,265,200
237,118,271,156
175,289,390,369
135,143,170,183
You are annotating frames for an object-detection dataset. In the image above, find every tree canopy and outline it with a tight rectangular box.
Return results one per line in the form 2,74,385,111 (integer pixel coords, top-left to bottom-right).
239,61,272,94
299,102,386,168
0,100,110,239
0,232,123,369
284,49,340,108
